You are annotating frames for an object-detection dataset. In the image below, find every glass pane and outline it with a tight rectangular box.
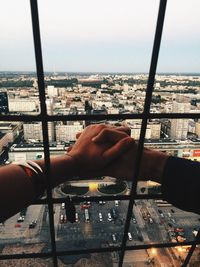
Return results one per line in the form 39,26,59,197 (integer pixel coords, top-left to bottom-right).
157,0,200,75
0,1,39,116
127,199,200,245
39,0,160,115
58,252,113,267
0,205,51,255
0,259,54,267
55,200,126,251
187,246,200,266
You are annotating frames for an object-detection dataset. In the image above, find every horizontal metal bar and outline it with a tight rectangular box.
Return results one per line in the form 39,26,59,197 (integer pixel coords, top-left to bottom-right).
1,112,200,122
0,239,199,260
31,193,164,205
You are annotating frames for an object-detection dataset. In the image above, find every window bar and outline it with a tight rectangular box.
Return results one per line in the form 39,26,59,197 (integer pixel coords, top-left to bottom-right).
2,112,200,123
30,1,58,266
0,238,199,261
0,0,198,265
118,1,167,266
181,229,200,266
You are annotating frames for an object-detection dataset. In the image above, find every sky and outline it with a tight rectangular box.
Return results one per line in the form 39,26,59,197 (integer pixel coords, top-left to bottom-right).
0,0,200,73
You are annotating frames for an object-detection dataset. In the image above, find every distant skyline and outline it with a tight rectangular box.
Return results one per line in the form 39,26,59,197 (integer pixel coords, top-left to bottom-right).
0,0,200,73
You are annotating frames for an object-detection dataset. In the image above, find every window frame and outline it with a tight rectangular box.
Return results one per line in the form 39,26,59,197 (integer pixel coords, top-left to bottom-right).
0,0,200,266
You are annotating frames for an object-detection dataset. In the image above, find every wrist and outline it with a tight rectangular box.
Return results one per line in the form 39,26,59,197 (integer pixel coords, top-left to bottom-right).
36,154,79,187
140,148,169,184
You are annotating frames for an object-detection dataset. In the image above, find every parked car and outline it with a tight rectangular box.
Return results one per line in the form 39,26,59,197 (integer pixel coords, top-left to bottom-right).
128,232,132,241
108,213,112,222
17,216,24,223
112,234,117,243
99,212,103,222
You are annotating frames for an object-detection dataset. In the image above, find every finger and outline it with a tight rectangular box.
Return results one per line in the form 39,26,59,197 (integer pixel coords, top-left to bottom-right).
116,126,131,136
92,128,128,144
66,145,73,152
76,132,82,139
102,137,135,162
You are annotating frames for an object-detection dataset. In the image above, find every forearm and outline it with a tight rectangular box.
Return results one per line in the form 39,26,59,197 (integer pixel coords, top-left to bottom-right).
36,154,77,187
0,155,76,222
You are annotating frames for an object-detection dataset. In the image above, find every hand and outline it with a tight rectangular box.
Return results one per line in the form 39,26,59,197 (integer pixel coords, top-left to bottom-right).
93,128,169,182
67,124,134,177
92,128,137,180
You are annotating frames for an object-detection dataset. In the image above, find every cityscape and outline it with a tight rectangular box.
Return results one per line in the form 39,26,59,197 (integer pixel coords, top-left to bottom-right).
0,71,200,266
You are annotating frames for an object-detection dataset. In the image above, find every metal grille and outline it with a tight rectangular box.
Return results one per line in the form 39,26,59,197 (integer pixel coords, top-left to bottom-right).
0,0,200,266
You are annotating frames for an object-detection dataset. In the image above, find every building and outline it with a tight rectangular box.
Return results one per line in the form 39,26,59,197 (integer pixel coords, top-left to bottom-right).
23,122,55,142
46,98,55,141
170,95,190,140
0,122,21,143
0,92,9,114
8,142,67,162
0,132,10,153
56,123,83,142
8,98,37,112
47,85,58,97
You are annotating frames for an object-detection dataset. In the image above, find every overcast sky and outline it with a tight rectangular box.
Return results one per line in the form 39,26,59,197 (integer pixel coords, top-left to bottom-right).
0,0,200,73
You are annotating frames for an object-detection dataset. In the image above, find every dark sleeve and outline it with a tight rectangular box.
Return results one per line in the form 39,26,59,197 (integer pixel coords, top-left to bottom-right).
161,156,200,214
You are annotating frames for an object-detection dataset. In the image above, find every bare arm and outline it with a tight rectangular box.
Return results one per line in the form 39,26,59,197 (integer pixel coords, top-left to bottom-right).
0,124,131,222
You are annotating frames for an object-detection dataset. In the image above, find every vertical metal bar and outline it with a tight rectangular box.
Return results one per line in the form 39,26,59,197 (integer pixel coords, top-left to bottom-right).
181,230,200,267
118,1,167,266
29,1,58,266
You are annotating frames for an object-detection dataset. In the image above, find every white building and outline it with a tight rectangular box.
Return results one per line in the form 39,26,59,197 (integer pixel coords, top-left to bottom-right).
170,95,190,140
47,85,58,97
23,122,55,142
8,98,37,112
56,123,83,142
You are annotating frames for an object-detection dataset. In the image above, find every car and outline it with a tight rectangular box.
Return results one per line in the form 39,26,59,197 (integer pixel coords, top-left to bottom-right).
170,218,176,224
115,200,119,207
29,223,36,229
171,209,175,213
128,232,132,241
15,223,21,228
175,228,184,232
112,234,117,243
177,236,186,242
168,212,172,218
29,219,37,229
158,209,163,214
108,213,112,222
17,216,24,223
160,213,164,218
132,217,137,224
110,208,118,219
81,204,91,210
149,218,153,224
99,201,106,205
99,212,103,222
61,203,65,209
75,212,79,222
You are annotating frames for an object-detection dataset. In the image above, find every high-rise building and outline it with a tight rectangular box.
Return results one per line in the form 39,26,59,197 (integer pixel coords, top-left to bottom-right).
170,95,190,140
46,98,55,141
0,92,9,114
47,85,58,97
